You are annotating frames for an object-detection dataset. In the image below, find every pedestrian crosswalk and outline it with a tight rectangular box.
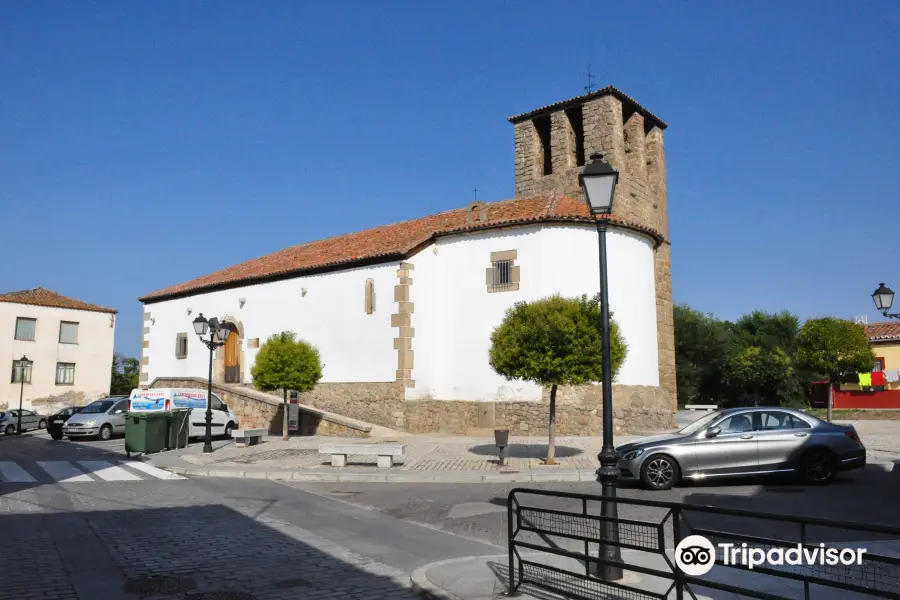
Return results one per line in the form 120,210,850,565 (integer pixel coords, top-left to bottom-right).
0,460,186,483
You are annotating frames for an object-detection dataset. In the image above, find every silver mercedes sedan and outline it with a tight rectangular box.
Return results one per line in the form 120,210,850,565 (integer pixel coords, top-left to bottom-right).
616,407,866,490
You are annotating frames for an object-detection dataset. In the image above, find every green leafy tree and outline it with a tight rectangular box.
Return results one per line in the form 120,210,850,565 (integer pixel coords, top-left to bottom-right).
723,345,794,407
674,305,733,406
727,310,808,407
251,332,323,439
489,294,627,464
110,353,140,395
794,318,875,421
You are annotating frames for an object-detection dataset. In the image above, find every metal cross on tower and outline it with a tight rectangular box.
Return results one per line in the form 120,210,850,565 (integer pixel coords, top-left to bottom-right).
584,64,596,94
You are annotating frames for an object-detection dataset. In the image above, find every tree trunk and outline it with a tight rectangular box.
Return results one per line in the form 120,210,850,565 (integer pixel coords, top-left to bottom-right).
827,378,834,423
546,384,558,465
283,388,289,440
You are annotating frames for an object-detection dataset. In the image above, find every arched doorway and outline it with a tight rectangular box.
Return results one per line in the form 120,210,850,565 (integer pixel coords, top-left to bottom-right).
223,323,241,383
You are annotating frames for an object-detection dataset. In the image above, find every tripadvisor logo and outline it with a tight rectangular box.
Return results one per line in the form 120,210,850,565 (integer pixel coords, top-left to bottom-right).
675,535,867,576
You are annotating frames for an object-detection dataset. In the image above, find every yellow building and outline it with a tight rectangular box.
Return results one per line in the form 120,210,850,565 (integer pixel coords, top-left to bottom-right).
833,322,900,408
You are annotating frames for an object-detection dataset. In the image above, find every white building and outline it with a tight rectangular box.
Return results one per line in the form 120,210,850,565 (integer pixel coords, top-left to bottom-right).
140,88,676,434
1,288,117,412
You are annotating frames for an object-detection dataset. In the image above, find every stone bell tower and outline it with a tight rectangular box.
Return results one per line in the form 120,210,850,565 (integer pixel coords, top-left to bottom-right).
508,86,676,409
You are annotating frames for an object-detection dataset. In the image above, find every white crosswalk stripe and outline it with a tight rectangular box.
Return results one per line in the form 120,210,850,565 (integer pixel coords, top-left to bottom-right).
122,460,187,480
37,461,93,482
0,461,37,483
77,460,143,481
0,460,187,483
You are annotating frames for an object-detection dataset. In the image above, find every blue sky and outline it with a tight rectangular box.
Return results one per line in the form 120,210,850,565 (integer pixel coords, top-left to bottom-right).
2,1,898,357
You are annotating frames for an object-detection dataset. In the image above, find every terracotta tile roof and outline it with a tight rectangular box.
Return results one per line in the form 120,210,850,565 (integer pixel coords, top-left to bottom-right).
0,287,117,314
140,193,665,303
866,321,900,342
507,85,668,130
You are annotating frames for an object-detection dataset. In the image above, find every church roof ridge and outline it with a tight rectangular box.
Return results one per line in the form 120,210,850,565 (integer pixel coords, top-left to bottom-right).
139,194,664,303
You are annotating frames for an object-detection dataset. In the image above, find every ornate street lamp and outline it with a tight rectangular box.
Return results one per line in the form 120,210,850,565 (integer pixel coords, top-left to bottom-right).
16,355,28,435
193,313,231,453
579,152,622,581
872,283,900,320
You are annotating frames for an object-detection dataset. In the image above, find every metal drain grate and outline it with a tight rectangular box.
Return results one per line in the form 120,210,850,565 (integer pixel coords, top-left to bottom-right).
122,576,196,595
185,593,257,600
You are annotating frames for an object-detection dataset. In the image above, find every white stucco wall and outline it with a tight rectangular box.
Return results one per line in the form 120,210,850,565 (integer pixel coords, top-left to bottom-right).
406,223,659,402
143,223,659,403
0,302,116,410
144,263,399,384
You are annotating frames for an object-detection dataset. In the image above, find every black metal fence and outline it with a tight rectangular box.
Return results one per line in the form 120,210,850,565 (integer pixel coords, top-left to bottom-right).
507,488,900,600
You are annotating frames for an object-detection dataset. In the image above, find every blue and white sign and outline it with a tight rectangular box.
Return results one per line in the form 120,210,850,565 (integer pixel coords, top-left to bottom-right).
172,391,207,409
130,391,167,411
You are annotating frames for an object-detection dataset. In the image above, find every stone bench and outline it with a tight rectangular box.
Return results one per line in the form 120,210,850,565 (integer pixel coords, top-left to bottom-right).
685,404,718,412
233,428,266,447
318,443,406,468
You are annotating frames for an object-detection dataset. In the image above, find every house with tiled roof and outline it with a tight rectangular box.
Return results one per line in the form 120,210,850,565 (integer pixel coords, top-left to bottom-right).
824,321,900,410
1,287,117,414
139,88,676,435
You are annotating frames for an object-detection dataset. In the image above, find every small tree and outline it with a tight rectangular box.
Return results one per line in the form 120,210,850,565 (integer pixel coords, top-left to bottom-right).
794,318,874,421
489,295,627,464
110,353,140,395
723,345,793,407
251,332,323,439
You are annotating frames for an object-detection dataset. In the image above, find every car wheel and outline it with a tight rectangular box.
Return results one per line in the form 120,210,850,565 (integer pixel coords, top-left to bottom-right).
224,422,235,439
799,449,836,485
4,424,15,436
640,454,681,491
38,419,47,429
98,424,113,441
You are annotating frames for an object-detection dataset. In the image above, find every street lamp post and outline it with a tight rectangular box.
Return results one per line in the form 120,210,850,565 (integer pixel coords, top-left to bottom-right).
579,152,623,581
872,283,900,320
192,314,231,453
16,355,28,435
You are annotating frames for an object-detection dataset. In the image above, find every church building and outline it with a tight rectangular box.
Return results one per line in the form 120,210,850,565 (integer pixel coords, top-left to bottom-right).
139,86,676,434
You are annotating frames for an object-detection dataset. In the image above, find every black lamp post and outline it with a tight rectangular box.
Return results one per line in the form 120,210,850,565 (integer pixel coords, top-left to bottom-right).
16,355,28,435
872,283,900,320
579,152,623,581
192,313,231,453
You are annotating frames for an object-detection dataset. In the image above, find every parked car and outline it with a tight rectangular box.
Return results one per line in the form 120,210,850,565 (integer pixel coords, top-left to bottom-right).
616,407,866,490
62,397,130,441
0,409,47,435
47,406,85,440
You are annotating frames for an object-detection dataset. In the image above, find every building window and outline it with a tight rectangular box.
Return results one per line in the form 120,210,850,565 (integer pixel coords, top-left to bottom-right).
565,106,586,167
533,116,552,175
14,317,36,341
175,333,188,359
59,321,79,344
365,279,376,314
11,359,32,384
56,362,75,385
485,250,521,293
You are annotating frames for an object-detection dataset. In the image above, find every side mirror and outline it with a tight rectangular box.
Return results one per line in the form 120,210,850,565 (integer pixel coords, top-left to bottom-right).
706,426,722,438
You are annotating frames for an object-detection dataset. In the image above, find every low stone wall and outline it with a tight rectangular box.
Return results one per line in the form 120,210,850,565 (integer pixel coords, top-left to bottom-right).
301,382,406,430
148,378,368,437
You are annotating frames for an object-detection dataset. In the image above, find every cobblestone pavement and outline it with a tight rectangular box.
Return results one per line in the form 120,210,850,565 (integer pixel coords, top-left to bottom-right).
175,434,643,472
0,435,493,600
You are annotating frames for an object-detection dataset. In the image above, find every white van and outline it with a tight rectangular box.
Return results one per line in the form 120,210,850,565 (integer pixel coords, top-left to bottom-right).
128,388,240,439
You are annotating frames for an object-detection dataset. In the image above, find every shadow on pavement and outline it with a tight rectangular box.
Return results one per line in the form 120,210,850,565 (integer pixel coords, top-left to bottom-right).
0,432,170,498
468,443,583,459
0,502,418,600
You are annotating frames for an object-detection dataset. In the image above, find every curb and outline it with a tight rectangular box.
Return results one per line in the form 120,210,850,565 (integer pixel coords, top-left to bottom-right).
410,559,469,600
152,463,597,483
151,460,897,483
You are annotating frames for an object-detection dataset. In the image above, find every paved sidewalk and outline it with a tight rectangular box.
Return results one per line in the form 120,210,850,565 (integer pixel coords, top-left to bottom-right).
147,434,638,483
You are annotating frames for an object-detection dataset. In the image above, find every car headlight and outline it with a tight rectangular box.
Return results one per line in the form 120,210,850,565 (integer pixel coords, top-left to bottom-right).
83,420,96,427
620,449,645,461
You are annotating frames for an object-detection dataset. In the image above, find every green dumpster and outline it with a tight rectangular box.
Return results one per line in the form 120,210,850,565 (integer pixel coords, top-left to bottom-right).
125,412,168,456
167,408,190,450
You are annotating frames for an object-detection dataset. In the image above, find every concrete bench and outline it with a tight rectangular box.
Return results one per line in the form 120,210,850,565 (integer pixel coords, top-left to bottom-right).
233,428,266,447
685,404,718,412
318,443,406,468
